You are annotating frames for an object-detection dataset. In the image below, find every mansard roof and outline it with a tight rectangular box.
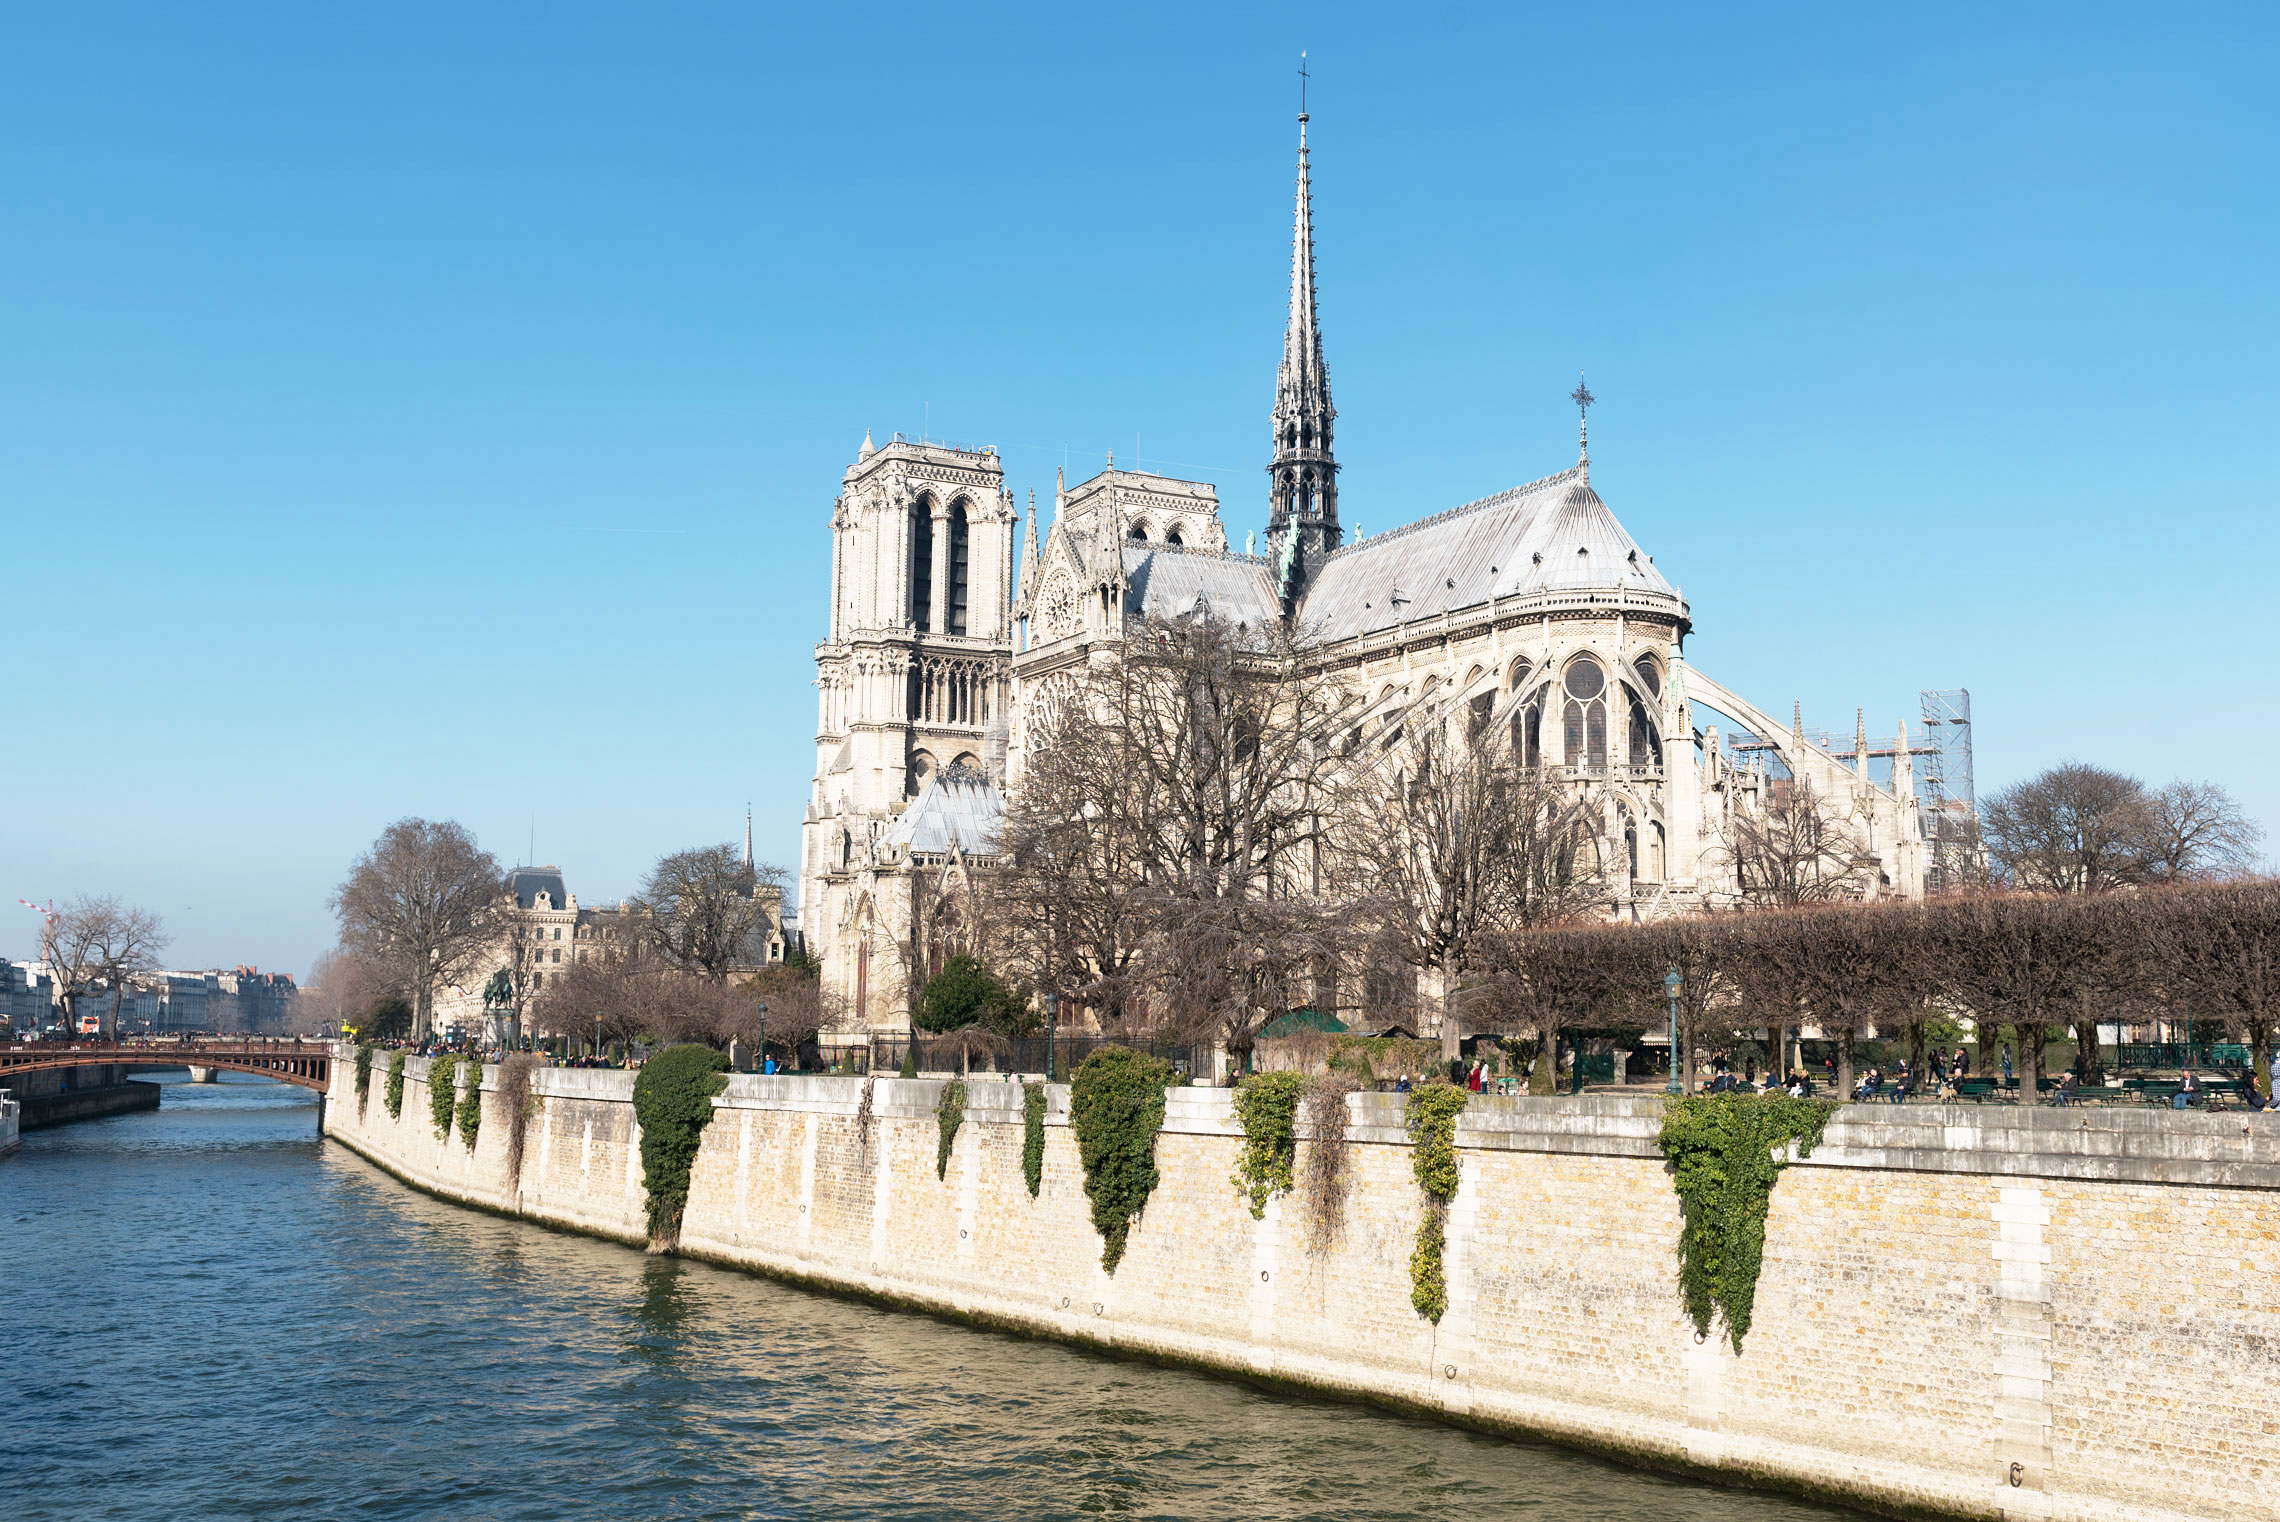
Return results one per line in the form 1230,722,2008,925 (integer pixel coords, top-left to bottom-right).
882,763,1004,857
506,867,569,911
1296,464,1676,641
1121,545,1280,625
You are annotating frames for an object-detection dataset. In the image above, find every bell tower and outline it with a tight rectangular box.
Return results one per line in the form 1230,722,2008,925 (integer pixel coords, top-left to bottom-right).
1265,101,1340,610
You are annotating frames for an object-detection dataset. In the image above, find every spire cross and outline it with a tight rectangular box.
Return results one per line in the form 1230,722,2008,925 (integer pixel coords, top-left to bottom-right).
1570,374,1595,458
1298,51,1309,119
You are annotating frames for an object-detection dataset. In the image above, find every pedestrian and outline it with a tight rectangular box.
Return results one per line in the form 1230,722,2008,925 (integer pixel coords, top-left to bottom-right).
2001,1046,2014,1086
1954,1046,1970,1078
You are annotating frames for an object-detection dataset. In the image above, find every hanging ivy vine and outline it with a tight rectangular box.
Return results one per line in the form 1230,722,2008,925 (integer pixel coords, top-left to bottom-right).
1230,1071,1306,1219
1656,1093,1836,1353
427,1055,458,1138
354,1043,375,1115
455,1057,485,1150
631,1043,730,1250
1021,1081,1046,1198
1298,1073,1358,1252
935,1080,968,1181
1404,1085,1470,1323
384,1052,405,1119
1069,1046,1176,1274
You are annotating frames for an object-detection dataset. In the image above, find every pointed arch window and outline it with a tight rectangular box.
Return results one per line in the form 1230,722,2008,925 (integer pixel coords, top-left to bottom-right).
948,501,970,634
1563,657,1609,769
1628,691,1662,769
910,497,935,629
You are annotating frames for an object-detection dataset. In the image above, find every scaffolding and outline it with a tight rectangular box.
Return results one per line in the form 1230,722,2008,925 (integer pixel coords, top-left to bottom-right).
1917,689,1978,892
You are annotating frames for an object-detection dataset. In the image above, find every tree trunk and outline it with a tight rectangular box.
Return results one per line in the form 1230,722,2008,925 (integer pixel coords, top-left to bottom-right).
1907,1014,1928,1087
2021,1021,2048,1096
1836,1025,1856,1101
1530,1028,1557,1094
1438,951,1460,1063
1768,1015,1789,1088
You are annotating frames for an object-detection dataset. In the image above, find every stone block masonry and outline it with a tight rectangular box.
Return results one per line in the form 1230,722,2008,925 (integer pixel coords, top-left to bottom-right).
322,1057,2277,1522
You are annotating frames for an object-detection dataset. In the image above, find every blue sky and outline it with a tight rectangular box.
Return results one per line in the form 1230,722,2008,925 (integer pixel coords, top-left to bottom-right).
4,2,2275,975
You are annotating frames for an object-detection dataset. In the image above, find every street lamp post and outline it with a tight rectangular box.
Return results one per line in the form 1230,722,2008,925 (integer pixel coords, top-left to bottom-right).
1045,991,1059,1083
1664,966,1683,1095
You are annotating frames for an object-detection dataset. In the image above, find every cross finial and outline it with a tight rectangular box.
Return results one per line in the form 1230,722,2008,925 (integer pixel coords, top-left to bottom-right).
1571,373,1595,466
1299,51,1309,120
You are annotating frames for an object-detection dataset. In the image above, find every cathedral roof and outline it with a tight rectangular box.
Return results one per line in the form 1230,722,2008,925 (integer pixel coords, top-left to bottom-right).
882,764,1004,858
1121,545,1281,625
1296,464,1675,640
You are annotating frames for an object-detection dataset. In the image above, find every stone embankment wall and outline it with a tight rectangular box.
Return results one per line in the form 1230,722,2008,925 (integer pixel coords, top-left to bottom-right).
323,1052,2278,1522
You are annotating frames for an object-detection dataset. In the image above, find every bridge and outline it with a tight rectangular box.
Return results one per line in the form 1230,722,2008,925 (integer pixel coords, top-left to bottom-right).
0,1038,333,1092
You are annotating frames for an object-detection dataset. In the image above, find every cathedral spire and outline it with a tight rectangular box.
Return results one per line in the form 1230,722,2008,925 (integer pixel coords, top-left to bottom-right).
1267,83,1339,609
1019,488,1039,600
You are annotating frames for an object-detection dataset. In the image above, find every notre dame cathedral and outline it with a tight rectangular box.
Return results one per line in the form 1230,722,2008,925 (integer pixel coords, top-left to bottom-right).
799,111,1957,1038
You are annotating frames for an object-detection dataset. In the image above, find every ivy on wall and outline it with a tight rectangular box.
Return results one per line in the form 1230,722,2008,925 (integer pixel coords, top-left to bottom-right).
428,1055,458,1138
384,1052,405,1119
1656,1093,1836,1353
1021,1082,1046,1199
1230,1071,1306,1219
455,1057,484,1150
1070,1046,1175,1274
354,1043,375,1116
631,1043,729,1250
935,1080,967,1181
1404,1085,1470,1322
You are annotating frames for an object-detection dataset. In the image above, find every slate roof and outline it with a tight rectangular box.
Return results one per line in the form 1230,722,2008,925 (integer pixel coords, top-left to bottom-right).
507,867,569,911
1298,465,1673,641
1121,546,1281,625
882,764,1004,857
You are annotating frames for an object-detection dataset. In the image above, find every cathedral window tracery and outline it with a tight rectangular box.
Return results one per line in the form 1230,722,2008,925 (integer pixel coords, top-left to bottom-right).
948,500,971,634
910,495,936,629
1564,657,1609,770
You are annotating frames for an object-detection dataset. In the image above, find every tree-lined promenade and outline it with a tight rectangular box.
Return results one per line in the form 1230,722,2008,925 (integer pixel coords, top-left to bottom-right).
316,615,2268,1095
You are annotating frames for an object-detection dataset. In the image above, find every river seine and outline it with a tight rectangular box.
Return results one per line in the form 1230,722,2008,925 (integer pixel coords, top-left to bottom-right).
2,1073,1872,1521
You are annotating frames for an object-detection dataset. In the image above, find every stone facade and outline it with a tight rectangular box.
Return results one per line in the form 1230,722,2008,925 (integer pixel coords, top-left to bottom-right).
325,1054,2277,1522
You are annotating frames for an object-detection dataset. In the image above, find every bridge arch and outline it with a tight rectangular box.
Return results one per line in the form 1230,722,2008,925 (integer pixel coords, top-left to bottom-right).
0,1041,333,1092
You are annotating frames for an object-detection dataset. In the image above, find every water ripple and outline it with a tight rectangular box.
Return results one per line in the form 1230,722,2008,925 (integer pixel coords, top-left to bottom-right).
0,1074,1870,1522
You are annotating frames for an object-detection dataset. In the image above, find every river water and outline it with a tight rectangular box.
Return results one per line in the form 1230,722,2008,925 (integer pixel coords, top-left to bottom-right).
1,1073,1872,1522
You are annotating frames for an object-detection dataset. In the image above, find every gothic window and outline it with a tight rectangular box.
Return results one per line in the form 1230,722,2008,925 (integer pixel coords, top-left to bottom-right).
1563,657,1609,769
1627,691,1662,768
907,750,934,799
1512,698,1543,767
1299,470,1315,516
910,496,935,629
948,501,970,635
1129,521,1149,541
1469,691,1493,740
1165,524,1184,546
1633,656,1661,697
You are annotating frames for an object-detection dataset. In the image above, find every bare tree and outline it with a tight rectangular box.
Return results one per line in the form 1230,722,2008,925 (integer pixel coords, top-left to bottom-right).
1770,901,1923,1097
305,945,408,1036
1920,892,2102,1094
2146,879,2280,1100
1335,702,1602,1059
35,897,168,1039
1479,921,1629,1093
1000,613,1362,1060
1723,777,1865,906
91,903,169,1038
635,844,783,982
2139,781,2264,883
331,819,505,1041
38,898,109,1035
1981,763,2153,893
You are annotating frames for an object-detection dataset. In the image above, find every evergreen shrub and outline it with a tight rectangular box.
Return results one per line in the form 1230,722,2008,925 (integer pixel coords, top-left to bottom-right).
1230,1071,1306,1218
1021,1081,1046,1198
455,1056,484,1150
1404,1084,1470,1321
935,1080,967,1180
631,1043,730,1248
427,1055,458,1138
1069,1046,1175,1274
1656,1092,1836,1352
